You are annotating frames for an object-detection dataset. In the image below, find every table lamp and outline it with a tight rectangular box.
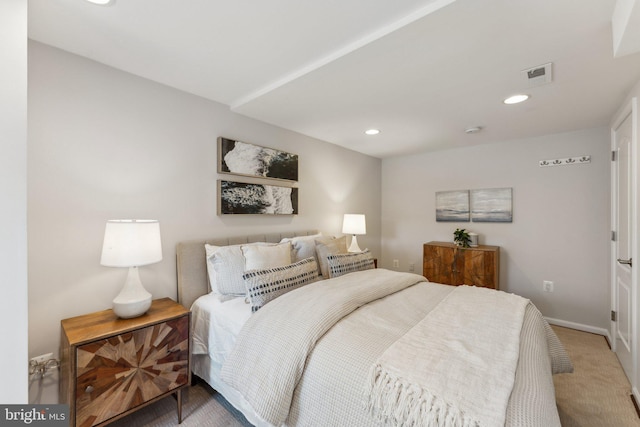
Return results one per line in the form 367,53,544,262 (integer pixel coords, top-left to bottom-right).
100,219,162,318
342,214,366,252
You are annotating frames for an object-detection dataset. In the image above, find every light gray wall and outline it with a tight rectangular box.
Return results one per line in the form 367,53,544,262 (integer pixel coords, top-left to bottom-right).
27,41,381,403
381,128,611,332
1,0,28,404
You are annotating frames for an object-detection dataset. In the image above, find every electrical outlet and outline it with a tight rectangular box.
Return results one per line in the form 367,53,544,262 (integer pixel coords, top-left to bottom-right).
543,280,554,292
30,353,53,365
393,259,399,268
29,352,59,378
408,263,415,272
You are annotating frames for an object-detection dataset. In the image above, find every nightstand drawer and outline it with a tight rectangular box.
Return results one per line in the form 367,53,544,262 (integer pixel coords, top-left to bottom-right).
61,299,190,427
74,316,188,427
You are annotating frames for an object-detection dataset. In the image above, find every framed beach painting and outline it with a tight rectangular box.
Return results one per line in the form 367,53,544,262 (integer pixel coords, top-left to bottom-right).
218,180,298,215
471,188,513,222
436,190,470,222
218,137,298,182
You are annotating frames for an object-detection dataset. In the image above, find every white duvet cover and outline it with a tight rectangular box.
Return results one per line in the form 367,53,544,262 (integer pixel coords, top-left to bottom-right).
191,293,272,426
191,293,251,363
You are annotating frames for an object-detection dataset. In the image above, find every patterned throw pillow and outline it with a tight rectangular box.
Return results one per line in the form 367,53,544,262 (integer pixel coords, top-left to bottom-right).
314,235,348,278
327,249,375,278
243,257,319,312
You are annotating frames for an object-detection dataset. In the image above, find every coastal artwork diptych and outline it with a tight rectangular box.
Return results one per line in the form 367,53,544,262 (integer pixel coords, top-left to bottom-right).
218,180,298,215
218,137,298,182
471,188,513,222
436,190,470,222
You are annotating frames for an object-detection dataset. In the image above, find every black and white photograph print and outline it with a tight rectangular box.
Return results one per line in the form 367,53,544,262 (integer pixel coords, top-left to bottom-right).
218,180,298,215
218,137,298,182
471,187,513,222
436,190,470,222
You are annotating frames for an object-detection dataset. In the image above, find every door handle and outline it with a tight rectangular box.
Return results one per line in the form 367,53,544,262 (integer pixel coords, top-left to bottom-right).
617,258,633,267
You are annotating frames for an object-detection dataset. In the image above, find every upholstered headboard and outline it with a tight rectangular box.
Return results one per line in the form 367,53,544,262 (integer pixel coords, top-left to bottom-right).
176,230,318,309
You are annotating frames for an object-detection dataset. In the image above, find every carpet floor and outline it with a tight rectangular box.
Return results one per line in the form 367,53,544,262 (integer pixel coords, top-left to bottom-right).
108,326,639,426
552,326,640,427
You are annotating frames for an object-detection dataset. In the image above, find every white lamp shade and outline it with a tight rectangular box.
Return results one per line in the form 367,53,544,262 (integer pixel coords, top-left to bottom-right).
342,214,366,235
100,220,162,267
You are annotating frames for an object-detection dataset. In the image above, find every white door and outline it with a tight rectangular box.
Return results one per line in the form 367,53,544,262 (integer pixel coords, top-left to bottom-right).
612,107,635,381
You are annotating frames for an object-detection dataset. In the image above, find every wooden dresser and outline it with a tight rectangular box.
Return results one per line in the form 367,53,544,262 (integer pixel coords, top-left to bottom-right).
60,298,190,427
423,241,500,289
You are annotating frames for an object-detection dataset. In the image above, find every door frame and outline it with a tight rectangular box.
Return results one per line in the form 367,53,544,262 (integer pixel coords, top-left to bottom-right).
611,97,638,398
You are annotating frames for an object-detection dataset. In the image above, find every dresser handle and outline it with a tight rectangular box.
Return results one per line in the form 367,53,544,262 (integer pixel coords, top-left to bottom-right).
85,385,94,393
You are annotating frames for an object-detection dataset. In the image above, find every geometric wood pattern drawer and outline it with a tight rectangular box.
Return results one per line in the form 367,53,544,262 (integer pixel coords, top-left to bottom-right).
60,298,190,427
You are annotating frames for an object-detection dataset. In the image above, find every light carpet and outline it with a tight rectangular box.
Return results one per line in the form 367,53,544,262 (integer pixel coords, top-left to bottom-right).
108,326,639,426
552,325,640,427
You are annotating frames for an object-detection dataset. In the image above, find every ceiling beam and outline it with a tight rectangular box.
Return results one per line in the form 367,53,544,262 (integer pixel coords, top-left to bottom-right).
229,0,457,111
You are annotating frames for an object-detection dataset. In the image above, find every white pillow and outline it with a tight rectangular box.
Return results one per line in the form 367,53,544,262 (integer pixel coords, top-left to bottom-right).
242,242,292,271
205,243,220,293
280,233,323,274
291,240,319,266
280,232,322,244
205,242,273,296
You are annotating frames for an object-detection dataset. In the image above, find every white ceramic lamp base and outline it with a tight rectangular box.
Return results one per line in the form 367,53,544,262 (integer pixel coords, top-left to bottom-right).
113,266,152,318
347,235,362,253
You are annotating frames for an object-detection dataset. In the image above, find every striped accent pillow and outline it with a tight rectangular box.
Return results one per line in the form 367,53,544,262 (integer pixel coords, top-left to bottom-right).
327,249,375,278
314,236,347,278
243,257,319,312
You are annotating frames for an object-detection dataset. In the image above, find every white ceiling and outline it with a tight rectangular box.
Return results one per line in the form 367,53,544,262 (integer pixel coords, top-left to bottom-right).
28,0,640,158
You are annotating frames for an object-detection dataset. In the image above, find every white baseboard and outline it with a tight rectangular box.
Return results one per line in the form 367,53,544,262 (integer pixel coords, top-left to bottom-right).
544,316,612,343
632,387,640,418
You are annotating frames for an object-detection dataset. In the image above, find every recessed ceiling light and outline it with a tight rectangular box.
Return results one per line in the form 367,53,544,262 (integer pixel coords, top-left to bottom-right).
503,94,530,105
86,0,114,5
365,129,380,135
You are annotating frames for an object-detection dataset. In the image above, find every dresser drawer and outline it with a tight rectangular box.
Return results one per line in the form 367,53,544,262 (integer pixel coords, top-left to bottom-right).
74,316,189,427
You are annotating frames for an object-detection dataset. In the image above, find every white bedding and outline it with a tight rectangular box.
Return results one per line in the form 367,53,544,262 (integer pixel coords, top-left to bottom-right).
191,293,251,362
191,293,271,426
190,270,572,427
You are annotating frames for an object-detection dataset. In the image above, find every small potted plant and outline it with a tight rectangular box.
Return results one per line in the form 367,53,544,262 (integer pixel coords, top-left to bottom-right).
453,228,471,248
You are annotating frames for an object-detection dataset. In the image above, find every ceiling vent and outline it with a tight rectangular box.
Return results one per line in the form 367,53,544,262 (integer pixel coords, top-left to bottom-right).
521,63,552,87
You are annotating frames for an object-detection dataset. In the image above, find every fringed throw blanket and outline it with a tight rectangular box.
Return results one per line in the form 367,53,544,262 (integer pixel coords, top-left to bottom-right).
366,285,529,427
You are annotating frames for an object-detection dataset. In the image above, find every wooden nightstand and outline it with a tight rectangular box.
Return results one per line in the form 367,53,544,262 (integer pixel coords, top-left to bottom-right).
60,298,190,427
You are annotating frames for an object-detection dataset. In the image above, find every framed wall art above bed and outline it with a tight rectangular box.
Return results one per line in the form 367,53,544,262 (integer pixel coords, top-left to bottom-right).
218,137,298,182
217,180,298,215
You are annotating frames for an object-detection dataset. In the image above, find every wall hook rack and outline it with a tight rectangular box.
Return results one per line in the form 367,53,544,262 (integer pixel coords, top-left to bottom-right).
539,155,591,167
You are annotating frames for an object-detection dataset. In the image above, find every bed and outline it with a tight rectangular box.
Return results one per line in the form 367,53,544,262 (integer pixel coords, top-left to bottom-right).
176,231,573,427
